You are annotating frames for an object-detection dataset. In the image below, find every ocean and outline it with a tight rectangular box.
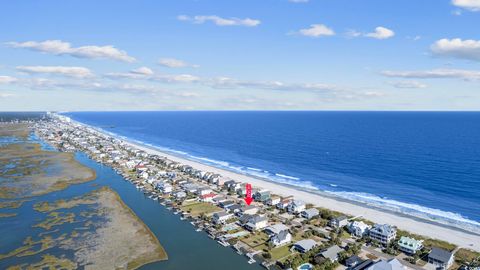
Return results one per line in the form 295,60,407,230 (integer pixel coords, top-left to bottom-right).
64,111,480,233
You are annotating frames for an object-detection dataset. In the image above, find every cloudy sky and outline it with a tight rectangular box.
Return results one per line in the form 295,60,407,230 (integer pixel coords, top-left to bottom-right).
1,0,479,111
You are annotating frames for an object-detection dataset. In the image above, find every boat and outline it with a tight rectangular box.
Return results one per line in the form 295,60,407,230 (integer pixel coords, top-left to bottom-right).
248,259,256,264
217,240,230,247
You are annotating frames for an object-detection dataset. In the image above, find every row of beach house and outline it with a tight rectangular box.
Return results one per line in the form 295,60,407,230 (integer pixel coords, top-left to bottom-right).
33,115,458,270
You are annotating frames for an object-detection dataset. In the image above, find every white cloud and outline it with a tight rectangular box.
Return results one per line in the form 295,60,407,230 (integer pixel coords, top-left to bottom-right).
452,0,480,11
298,24,335,37
389,81,428,89
177,92,200,97
0,92,14,98
0,75,18,84
362,91,385,97
207,76,339,92
365,26,395,39
105,67,200,83
16,66,94,78
177,15,260,27
345,30,362,38
131,67,154,76
431,38,480,62
158,58,199,68
6,40,136,62
381,69,480,81
154,74,200,83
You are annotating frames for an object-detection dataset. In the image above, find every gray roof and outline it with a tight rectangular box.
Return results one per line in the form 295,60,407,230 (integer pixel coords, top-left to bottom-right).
366,259,404,270
429,247,454,263
371,224,396,236
242,205,258,211
334,215,349,222
214,211,231,218
248,215,268,224
352,259,374,270
320,245,343,260
265,223,289,235
272,230,290,242
302,208,319,216
345,255,363,266
294,239,317,252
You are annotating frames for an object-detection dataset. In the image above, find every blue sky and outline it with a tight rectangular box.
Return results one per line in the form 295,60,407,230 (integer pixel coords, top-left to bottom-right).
0,0,479,111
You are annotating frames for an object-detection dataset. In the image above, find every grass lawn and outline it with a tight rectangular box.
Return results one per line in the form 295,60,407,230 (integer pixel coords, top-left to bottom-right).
240,231,270,249
180,202,221,217
455,248,480,265
339,230,351,239
270,245,292,261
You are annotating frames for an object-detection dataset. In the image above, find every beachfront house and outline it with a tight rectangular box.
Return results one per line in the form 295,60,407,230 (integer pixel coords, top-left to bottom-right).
270,230,292,247
223,180,237,190
291,239,317,253
428,247,454,270
212,211,234,224
301,208,319,220
236,183,248,196
253,189,271,203
245,215,268,231
369,224,397,245
318,245,343,262
215,176,229,187
276,198,292,210
287,200,306,213
329,216,349,229
348,221,371,237
266,196,281,206
398,236,423,255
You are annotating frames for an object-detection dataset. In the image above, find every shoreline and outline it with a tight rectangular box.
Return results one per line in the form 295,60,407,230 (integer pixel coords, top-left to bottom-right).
70,119,480,252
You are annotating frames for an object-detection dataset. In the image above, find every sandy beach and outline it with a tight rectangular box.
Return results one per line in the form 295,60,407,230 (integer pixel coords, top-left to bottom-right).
123,140,480,252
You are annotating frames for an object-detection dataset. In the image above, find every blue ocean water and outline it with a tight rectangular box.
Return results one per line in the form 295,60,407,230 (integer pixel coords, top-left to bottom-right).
64,111,480,231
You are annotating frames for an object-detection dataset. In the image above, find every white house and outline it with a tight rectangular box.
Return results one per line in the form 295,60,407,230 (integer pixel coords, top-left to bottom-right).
265,223,289,236
270,230,292,247
266,196,281,206
287,200,306,213
348,221,370,237
291,239,317,253
276,199,290,210
329,216,349,229
369,224,397,245
428,248,454,270
301,208,319,220
241,205,259,216
398,236,423,255
197,187,213,196
245,215,268,231
212,211,234,224
200,192,216,202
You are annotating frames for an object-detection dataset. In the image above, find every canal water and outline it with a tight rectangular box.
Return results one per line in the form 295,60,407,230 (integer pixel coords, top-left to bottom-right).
0,135,263,269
